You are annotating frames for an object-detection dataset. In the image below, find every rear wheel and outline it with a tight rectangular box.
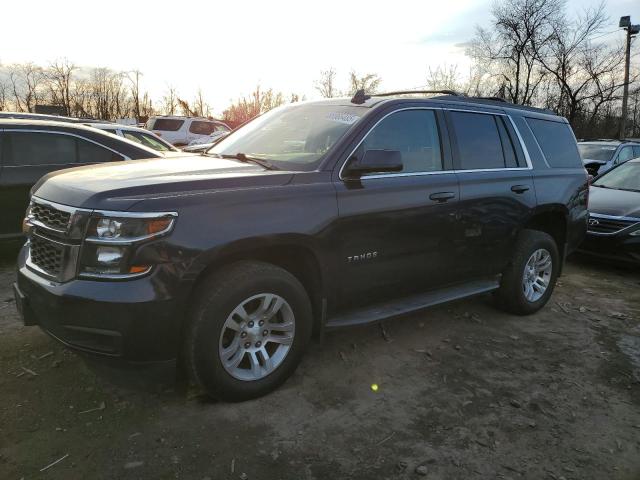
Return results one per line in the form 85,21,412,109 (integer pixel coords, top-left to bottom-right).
495,229,559,315
186,261,312,401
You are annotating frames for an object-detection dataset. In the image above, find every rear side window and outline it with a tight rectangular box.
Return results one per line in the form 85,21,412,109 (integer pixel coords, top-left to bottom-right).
6,132,77,166
617,146,634,164
357,109,443,174
189,121,217,135
77,139,124,163
152,119,184,131
450,111,505,169
634,146,640,158
525,118,581,168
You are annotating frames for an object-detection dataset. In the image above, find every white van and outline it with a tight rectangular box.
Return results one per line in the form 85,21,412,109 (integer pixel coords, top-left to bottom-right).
146,116,231,146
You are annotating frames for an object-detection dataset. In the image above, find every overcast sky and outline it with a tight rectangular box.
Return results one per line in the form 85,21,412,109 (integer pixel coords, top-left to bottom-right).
1,0,638,114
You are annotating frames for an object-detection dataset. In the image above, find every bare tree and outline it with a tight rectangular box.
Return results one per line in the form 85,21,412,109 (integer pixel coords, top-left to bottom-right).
162,86,178,115
192,88,211,117
348,71,382,94
8,62,45,112
126,70,143,120
45,59,76,115
314,68,338,98
222,85,286,126
470,0,561,104
533,4,623,122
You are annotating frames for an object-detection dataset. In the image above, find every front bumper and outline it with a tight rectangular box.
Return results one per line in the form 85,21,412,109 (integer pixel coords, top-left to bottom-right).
15,247,184,362
578,233,640,264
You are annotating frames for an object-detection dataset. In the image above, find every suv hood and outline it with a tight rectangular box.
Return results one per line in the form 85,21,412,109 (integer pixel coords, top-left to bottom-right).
589,185,640,218
33,155,294,210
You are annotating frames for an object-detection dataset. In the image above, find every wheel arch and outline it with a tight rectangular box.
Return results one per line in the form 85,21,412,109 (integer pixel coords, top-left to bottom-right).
522,206,569,273
185,235,329,335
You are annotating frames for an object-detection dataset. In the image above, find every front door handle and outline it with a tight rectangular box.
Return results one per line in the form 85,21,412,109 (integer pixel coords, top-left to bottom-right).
429,192,456,203
511,185,530,194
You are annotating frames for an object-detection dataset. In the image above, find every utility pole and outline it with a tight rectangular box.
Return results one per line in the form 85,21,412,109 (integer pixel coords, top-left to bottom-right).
619,16,639,139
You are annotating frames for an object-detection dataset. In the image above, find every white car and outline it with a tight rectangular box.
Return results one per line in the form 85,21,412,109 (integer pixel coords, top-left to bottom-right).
89,123,179,153
146,116,231,146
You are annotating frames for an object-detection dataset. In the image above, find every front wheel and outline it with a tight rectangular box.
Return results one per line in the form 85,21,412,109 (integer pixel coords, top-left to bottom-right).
495,229,559,315
185,261,312,401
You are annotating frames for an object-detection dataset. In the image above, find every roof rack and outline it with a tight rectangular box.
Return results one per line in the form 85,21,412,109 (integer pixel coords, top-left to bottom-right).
350,89,463,104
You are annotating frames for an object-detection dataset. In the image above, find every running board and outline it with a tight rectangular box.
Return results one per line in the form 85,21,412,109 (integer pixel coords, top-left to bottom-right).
325,277,500,329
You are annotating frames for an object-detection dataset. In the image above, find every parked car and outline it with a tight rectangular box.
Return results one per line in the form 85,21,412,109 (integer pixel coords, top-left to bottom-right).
89,123,179,152
0,120,162,240
14,92,588,400
0,111,103,123
578,158,640,264
146,116,231,146
578,139,640,176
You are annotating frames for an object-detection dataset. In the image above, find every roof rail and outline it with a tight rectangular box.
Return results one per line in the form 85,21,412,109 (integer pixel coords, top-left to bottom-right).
374,89,462,97
474,96,508,103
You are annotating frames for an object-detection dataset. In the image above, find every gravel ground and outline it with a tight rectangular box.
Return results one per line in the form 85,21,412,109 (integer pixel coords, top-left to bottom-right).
0,252,639,480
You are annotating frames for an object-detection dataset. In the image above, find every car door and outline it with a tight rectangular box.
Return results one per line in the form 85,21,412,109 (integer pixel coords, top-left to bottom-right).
445,109,537,279
332,107,461,310
0,130,79,237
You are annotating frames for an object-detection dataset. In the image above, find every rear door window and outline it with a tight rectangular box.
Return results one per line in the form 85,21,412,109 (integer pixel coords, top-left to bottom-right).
6,132,77,166
449,111,505,169
77,139,124,163
525,118,581,168
152,119,184,131
189,121,217,135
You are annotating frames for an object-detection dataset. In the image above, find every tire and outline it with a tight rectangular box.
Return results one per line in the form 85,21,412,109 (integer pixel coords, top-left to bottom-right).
495,229,559,315
185,261,312,401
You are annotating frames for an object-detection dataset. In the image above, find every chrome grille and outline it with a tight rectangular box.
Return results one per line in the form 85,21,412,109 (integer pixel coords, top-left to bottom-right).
31,202,71,231
29,234,65,277
588,215,638,235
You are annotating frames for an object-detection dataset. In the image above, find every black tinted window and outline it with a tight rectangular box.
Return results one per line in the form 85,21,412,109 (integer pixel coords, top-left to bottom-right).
358,109,442,174
7,132,76,166
77,139,123,163
152,119,184,131
450,111,505,169
526,118,581,168
189,121,217,135
496,117,519,168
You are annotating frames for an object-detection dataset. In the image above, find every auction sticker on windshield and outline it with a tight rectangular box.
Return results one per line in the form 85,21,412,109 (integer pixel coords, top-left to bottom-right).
326,112,360,125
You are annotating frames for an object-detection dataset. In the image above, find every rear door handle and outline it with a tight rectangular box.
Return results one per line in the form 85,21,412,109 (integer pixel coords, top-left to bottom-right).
429,192,456,203
511,185,530,194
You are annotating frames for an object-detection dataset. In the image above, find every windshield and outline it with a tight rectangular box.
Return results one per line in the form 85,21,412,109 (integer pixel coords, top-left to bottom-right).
593,161,640,191
208,103,366,170
578,144,616,161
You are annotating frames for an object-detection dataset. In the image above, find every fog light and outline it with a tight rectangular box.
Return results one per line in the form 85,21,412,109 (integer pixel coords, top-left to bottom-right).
96,246,123,265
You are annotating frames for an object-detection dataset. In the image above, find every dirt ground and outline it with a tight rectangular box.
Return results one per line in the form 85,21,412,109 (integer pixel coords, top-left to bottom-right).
0,251,639,480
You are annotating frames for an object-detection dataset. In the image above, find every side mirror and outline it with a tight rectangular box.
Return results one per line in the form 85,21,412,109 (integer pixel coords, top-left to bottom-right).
344,149,403,178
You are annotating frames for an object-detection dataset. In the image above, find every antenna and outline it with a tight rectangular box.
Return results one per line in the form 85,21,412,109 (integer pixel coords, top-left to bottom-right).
350,89,371,105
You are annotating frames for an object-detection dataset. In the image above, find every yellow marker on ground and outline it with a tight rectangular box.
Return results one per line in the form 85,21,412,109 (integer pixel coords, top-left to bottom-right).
371,383,379,392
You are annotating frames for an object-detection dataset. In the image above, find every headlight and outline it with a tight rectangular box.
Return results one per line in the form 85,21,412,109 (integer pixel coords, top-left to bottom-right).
79,211,177,278
87,214,176,242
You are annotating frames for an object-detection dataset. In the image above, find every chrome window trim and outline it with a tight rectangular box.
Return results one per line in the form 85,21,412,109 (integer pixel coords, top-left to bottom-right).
2,128,132,164
338,107,534,181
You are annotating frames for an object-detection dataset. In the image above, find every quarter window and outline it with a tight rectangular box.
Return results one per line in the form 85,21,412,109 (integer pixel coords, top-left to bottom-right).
450,111,505,170
6,132,77,166
356,109,443,175
525,117,581,168
189,121,218,135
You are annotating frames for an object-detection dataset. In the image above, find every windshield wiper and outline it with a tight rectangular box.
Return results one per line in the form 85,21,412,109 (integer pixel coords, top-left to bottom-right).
218,153,278,170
